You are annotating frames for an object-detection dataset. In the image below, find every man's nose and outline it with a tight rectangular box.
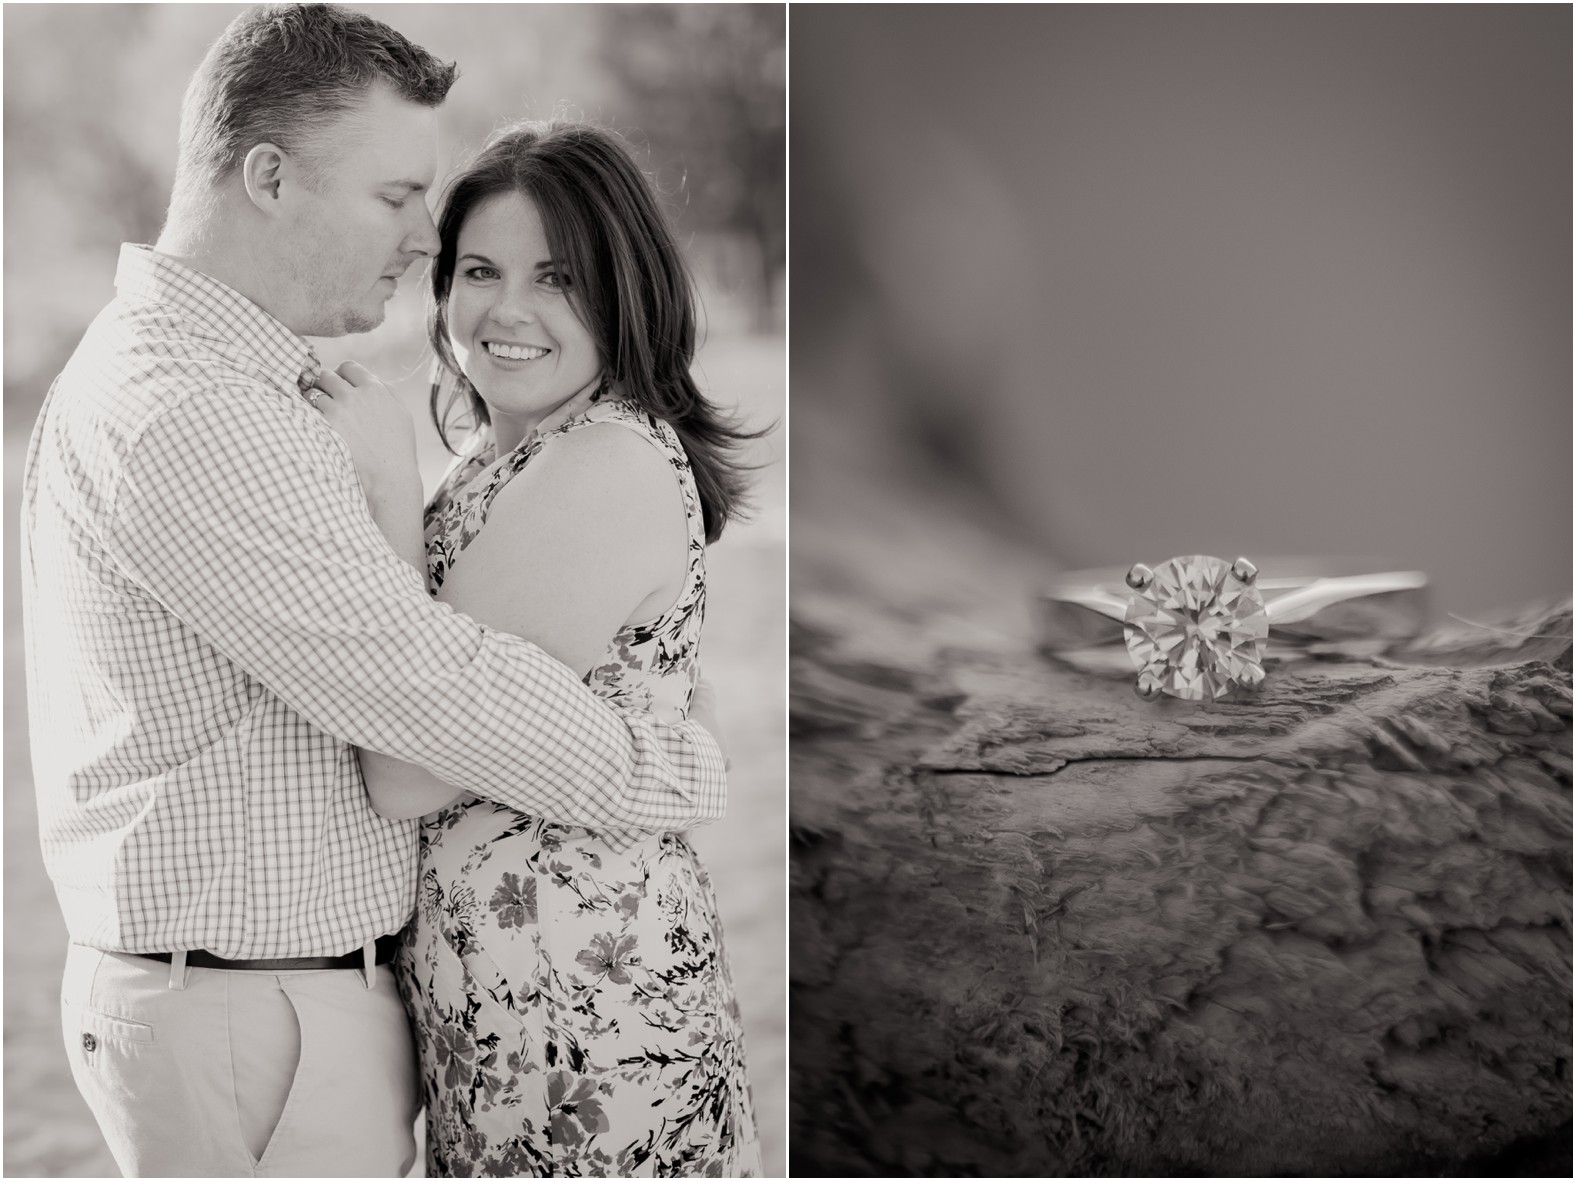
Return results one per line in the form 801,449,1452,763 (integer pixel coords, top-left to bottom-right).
405,204,441,258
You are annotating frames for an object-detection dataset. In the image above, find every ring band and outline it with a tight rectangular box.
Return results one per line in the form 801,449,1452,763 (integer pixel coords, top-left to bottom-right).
1040,555,1429,702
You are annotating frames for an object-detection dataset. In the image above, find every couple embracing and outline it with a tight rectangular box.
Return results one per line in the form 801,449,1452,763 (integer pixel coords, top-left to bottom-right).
20,3,762,1177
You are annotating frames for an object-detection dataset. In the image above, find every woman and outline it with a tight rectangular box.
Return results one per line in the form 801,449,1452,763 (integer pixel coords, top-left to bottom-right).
322,121,761,1177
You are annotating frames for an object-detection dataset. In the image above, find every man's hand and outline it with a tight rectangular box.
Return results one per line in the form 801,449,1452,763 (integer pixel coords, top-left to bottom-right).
311,362,421,504
690,676,731,771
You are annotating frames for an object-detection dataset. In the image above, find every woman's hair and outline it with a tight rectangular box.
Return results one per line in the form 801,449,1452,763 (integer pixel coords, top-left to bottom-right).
428,120,761,543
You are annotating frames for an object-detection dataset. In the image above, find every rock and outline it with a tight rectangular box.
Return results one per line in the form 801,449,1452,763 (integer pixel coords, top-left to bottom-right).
789,415,1571,1175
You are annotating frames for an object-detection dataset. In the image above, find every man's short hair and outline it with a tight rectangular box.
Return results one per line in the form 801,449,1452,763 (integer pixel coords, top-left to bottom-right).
175,3,457,193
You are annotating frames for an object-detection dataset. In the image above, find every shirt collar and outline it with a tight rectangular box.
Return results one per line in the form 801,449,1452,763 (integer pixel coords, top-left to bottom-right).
115,244,322,395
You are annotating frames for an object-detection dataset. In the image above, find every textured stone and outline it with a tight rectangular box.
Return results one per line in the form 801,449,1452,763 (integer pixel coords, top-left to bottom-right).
1124,554,1268,701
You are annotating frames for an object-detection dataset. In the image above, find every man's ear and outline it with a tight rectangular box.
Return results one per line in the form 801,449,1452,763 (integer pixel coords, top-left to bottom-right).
241,142,291,213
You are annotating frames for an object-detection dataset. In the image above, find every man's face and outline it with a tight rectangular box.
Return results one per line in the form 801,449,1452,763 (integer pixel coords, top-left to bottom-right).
283,83,440,337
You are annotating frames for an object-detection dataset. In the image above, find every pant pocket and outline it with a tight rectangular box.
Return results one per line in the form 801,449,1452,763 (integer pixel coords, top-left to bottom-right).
79,1008,156,1044
60,1000,163,1176
247,969,420,1177
63,1001,157,1075
61,954,254,1176
228,975,304,1167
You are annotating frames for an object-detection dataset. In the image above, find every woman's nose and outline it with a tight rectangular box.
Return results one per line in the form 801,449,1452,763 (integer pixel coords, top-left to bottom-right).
488,287,539,327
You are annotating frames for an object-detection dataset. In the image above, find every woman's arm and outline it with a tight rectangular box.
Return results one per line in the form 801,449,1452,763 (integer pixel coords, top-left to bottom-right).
359,422,688,820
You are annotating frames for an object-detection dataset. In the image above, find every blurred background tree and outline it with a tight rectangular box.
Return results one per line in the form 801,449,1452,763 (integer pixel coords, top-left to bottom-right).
3,6,783,1176
603,4,787,331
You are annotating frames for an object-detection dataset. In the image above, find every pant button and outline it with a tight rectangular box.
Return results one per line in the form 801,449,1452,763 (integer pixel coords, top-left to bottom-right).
82,1033,97,1052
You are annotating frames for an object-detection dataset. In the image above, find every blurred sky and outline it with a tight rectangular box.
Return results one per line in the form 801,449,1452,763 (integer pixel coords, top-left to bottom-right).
792,4,1571,618
3,5,784,1175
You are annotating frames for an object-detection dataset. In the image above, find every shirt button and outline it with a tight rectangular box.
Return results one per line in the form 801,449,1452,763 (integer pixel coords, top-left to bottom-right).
82,1033,97,1053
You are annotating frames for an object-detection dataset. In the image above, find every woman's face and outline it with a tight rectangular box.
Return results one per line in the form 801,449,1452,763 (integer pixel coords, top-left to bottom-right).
447,191,601,433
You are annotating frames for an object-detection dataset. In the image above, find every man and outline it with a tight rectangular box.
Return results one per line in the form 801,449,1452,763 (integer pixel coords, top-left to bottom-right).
19,5,727,1176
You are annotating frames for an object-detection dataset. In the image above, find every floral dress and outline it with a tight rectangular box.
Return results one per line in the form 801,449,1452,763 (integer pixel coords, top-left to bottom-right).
395,400,760,1178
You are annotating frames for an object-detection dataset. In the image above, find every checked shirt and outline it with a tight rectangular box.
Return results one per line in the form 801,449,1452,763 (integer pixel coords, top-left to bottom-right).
20,244,727,960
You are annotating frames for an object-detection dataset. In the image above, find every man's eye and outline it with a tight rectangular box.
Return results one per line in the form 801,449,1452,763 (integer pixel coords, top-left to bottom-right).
381,196,406,210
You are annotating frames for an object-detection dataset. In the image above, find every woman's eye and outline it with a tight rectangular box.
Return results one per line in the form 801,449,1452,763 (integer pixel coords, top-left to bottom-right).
381,196,406,210
463,266,500,281
539,271,570,291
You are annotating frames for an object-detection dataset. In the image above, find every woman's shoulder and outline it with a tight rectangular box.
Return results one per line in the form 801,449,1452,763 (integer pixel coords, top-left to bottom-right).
467,407,688,561
540,401,689,480
522,411,680,505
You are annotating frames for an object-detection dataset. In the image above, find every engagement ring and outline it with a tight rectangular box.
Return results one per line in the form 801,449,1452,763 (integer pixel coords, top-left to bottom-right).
1040,555,1429,702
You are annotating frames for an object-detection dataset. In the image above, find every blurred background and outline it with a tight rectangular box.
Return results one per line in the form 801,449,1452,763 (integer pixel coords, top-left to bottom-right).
793,3,1570,622
4,4,783,1175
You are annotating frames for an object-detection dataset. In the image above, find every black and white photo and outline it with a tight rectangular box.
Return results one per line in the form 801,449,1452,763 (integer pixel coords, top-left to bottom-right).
6,4,784,1176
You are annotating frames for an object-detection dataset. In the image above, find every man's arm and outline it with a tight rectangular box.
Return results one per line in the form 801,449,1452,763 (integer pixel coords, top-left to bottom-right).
106,386,725,830
351,420,728,823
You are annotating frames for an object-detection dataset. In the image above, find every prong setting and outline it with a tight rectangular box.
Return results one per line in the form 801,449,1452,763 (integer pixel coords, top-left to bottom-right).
1122,555,1270,703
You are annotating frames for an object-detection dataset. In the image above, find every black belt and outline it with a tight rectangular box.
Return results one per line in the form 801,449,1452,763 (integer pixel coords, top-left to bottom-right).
134,933,402,972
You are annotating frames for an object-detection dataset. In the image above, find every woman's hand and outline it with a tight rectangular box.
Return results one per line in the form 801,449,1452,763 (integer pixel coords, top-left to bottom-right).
311,361,425,571
311,362,421,504
690,675,731,771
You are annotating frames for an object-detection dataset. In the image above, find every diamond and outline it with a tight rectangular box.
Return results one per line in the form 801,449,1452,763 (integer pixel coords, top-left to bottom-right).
1123,555,1269,702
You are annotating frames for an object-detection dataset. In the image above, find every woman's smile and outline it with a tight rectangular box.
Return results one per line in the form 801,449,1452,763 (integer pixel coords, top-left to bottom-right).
481,340,553,364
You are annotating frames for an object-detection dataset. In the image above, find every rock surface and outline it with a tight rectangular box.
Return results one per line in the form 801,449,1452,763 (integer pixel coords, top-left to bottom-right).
790,418,1572,1175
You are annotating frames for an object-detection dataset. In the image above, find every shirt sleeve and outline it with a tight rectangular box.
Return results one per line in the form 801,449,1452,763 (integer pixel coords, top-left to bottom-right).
106,384,726,830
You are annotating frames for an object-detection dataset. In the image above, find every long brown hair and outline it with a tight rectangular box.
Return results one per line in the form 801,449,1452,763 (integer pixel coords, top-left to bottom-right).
429,120,762,543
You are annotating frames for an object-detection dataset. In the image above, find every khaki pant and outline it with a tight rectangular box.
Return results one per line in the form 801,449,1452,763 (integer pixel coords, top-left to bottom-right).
61,945,420,1177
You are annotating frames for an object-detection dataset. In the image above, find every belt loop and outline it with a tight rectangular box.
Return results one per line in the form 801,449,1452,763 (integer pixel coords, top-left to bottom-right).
361,939,376,990
168,950,189,991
